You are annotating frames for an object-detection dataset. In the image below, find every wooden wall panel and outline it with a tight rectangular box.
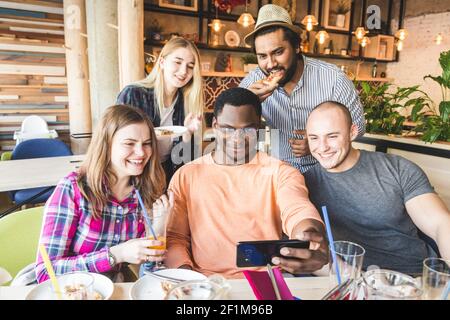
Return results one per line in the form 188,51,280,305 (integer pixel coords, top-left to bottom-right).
0,0,69,154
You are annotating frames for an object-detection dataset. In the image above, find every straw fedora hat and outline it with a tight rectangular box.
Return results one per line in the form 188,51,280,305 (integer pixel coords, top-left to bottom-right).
244,4,301,47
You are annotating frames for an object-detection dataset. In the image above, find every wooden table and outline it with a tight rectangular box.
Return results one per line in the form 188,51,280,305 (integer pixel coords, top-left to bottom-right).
0,276,330,300
0,154,84,192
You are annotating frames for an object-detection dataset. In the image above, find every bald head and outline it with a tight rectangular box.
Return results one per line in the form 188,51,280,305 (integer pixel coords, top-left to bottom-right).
308,101,353,129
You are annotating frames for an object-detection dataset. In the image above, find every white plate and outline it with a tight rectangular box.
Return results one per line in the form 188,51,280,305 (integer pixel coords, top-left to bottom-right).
25,272,114,300
130,269,206,300
224,30,240,47
154,126,188,138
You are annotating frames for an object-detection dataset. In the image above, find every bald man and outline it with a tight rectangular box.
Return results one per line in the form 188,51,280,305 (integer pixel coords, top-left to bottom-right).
303,101,450,275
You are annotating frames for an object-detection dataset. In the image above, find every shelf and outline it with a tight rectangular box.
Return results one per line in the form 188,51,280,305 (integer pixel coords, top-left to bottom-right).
352,77,394,83
144,4,199,18
304,52,376,62
144,4,257,21
145,40,394,62
197,43,251,53
201,71,246,78
144,40,251,53
144,3,401,63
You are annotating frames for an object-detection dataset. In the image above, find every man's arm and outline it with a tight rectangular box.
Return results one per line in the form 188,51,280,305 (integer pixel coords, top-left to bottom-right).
273,164,329,273
272,219,329,274
406,193,450,260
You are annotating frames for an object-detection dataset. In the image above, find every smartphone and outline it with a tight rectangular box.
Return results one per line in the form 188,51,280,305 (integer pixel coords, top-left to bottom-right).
236,239,310,267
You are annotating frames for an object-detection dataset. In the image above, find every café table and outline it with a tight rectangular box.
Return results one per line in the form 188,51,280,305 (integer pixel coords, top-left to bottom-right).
0,276,331,300
0,154,85,193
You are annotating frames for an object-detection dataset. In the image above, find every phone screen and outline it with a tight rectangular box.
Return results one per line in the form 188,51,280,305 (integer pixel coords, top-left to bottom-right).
236,239,310,267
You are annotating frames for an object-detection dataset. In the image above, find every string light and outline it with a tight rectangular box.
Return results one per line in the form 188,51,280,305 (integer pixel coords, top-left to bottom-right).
395,28,408,41
209,1,225,32
359,36,370,48
354,26,368,40
301,15,318,32
237,0,255,27
315,30,329,45
435,33,443,45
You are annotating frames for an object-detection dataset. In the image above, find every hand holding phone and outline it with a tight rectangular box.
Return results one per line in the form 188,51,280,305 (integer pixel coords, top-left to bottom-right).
236,239,310,267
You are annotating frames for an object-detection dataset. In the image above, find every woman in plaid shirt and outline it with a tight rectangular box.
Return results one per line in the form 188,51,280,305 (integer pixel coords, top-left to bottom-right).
35,105,172,283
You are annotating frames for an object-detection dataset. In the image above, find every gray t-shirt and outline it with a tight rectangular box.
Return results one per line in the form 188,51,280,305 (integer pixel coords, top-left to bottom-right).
304,150,437,275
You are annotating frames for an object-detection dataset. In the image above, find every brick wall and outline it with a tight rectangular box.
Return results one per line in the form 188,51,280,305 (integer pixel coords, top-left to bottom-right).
386,12,450,110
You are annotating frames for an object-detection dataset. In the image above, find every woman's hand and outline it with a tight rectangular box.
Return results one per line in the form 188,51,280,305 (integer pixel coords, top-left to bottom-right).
109,238,165,265
183,113,202,142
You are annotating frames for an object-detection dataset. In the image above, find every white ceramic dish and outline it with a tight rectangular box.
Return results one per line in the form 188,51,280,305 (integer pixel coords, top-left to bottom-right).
25,272,114,300
130,269,206,300
154,126,188,138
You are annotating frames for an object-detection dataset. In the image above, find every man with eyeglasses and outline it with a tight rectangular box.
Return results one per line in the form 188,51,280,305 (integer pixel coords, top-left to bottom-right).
165,87,328,278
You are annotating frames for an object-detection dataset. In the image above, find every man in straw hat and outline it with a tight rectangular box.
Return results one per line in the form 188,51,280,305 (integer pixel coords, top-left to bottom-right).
240,4,365,173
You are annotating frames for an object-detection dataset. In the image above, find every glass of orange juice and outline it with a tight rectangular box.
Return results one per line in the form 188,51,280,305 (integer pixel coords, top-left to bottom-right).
142,206,169,274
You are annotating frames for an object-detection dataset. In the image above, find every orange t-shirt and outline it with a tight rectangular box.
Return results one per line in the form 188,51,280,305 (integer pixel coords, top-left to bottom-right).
167,152,322,278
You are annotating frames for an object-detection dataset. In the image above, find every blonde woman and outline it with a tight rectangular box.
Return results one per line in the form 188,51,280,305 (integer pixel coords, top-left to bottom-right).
35,105,172,283
117,37,204,181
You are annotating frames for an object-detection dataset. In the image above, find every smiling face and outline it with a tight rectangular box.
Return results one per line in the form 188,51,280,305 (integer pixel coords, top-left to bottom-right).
213,103,260,165
160,47,195,91
306,104,359,172
110,122,153,180
254,28,298,86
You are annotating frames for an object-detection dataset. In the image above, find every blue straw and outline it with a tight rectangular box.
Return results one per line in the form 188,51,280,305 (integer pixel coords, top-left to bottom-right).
135,189,157,240
322,205,342,285
441,281,450,300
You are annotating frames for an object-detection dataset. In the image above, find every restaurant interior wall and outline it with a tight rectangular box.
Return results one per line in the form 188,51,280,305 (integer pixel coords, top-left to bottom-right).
387,3,450,110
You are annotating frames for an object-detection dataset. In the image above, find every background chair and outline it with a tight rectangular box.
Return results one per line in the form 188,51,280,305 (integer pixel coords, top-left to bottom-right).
0,206,44,285
10,138,73,205
13,115,58,145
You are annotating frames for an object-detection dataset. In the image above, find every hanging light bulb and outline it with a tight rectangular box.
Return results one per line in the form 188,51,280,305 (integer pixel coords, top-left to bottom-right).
396,39,404,51
209,0,225,32
315,30,329,45
359,36,370,48
395,28,408,41
353,27,368,40
237,0,255,27
301,15,318,32
435,33,443,45
209,18,225,32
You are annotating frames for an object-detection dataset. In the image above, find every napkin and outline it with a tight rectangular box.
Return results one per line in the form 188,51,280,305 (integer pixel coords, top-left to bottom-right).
242,268,295,300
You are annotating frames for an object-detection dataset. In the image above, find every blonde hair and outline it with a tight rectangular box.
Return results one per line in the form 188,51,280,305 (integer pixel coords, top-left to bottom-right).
78,105,166,220
137,37,204,118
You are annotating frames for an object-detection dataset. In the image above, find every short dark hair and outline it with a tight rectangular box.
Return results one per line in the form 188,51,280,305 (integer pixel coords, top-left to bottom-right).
313,101,353,128
214,87,262,118
253,26,300,53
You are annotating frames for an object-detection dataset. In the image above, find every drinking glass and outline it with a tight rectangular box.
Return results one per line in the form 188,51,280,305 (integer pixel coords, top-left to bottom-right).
422,258,450,300
329,240,365,290
142,206,169,274
363,269,422,300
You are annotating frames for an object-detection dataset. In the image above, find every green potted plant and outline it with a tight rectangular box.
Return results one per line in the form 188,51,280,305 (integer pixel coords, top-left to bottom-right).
357,81,431,135
241,54,258,73
411,50,450,143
